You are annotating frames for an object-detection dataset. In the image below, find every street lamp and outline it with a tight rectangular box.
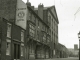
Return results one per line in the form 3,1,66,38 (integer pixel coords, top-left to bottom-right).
78,31,80,60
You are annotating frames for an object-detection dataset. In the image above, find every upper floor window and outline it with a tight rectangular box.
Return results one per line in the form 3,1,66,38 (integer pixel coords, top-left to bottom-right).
45,27,47,33
52,19,53,29
47,36,50,43
48,15,51,21
37,31,39,41
29,11,32,20
21,30,24,42
38,20,40,29
29,24,35,38
48,15,51,25
34,16,36,23
42,24,44,31
43,33,46,43
7,23,11,38
48,29,51,35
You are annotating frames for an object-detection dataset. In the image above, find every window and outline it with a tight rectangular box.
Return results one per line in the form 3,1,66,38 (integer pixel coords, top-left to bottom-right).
37,20,39,29
29,24,35,38
37,31,39,40
42,24,45,31
48,29,51,35
52,19,53,29
7,23,11,38
54,33,55,42
52,31,53,41
38,20,39,27
21,43,24,56
46,28,47,33
29,44,34,54
34,16,36,23
29,11,32,20
6,39,11,55
43,33,46,43
29,44,32,53
0,31,1,55
21,30,24,42
48,15,51,26
57,25,58,34
47,36,50,43
0,39,1,55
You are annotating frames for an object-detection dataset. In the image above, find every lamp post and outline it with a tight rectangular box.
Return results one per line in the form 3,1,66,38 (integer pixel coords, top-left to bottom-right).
78,31,80,60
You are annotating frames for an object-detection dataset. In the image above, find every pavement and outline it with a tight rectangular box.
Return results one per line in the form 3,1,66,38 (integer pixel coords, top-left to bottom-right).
34,57,79,60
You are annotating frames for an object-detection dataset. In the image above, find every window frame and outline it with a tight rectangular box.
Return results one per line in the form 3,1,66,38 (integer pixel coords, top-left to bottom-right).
6,39,11,55
7,23,12,38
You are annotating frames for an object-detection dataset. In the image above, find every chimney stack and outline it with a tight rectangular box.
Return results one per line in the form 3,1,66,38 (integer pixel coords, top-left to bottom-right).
38,3,44,20
26,0,31,6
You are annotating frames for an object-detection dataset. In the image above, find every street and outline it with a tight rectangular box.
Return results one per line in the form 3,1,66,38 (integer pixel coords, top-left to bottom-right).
43,57,79,60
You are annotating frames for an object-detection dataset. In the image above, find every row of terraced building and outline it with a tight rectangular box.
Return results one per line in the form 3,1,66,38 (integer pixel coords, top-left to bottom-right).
0,0,63,60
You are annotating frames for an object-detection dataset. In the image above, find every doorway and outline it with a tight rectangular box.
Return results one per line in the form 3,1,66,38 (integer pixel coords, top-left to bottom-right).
13,43,20,60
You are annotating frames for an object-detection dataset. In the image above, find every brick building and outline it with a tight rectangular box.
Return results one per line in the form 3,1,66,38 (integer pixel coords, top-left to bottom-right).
58,43,69,58
26,2,51,59
0,0,17,22
0,0,59,60
35,4,59,58
0,17,26,60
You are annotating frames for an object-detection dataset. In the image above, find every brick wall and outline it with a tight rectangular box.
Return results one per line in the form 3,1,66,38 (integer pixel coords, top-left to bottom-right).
0,0,17,22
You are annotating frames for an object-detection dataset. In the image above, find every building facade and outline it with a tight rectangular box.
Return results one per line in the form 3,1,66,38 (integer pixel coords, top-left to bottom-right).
26,2,51,59
35,5,59,58
0,18,26,60
58,43,69,58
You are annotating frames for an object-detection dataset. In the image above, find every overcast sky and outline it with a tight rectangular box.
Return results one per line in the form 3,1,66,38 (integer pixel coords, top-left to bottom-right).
22,0,80,48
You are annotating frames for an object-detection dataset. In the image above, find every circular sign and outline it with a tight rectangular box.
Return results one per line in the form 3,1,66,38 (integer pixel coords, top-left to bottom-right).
18,11,25,18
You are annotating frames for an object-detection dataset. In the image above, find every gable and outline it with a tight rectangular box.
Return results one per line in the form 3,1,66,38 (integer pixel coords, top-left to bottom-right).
50,6,59,23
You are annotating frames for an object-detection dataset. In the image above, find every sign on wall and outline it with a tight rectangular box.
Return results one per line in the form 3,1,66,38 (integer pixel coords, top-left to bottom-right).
16,0,27,29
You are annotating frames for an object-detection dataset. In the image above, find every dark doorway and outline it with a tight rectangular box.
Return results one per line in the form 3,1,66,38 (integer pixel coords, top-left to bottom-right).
13,43,20,60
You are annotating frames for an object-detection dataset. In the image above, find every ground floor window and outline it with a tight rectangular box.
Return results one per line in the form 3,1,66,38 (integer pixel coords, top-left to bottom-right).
46,50,49,58
54,50,55,55
21,43,24,56
0,39,1,55
36,46,41,59
6,39,11,55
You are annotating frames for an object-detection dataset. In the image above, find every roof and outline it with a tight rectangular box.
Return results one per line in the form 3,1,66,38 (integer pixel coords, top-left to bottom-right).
34,6,53,10
27,6,49,28
34,5,59,24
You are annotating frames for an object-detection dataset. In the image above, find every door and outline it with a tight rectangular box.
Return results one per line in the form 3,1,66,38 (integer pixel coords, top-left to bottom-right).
14,43,20,60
